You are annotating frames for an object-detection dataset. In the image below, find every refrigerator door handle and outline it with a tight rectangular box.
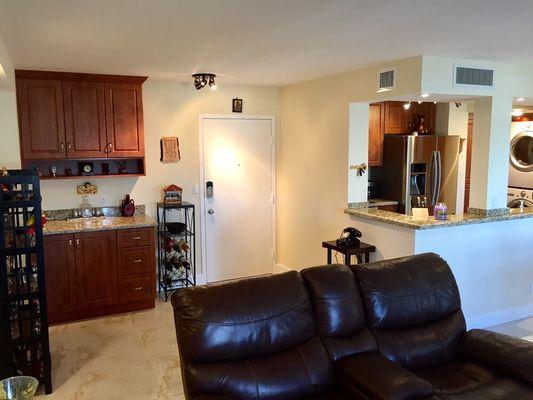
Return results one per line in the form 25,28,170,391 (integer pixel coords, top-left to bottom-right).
434,151,442,204
430,151,439,206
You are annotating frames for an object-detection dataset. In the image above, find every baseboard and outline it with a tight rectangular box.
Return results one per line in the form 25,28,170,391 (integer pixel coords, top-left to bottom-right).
274,263,293,274
466,302,533,329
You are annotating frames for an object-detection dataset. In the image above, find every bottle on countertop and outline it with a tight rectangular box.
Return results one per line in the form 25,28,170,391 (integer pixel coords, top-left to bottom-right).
121,194,135,217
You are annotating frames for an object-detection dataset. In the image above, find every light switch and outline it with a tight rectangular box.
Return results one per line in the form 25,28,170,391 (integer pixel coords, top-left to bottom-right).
192,184,199,195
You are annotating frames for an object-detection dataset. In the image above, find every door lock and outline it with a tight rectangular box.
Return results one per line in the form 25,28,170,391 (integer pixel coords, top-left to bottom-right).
208,209,215,215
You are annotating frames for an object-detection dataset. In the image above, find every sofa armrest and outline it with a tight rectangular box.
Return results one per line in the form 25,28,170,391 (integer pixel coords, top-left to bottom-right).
461,329,533,385
336,353,434,400
193,396,238,399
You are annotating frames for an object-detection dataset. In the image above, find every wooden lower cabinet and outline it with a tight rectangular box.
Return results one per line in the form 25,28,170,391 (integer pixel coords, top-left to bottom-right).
44,227,155,324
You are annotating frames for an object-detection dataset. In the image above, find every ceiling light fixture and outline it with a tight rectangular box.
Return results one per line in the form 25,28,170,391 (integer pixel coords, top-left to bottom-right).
512,109,524,117
516,97,525,102
420,93,430,98
192,73,217,90
403,102,411,110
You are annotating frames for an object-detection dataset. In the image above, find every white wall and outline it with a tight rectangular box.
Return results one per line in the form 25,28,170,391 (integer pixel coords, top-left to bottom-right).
0,33,14,91
415,218,533,328
0,91,20,168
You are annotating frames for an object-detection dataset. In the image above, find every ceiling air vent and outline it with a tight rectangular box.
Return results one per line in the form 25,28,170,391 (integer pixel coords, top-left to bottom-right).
454,65,494,87
377,68,396,92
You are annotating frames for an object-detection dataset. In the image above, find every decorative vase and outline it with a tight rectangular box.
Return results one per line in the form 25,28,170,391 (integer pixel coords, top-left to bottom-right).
0,376,39,400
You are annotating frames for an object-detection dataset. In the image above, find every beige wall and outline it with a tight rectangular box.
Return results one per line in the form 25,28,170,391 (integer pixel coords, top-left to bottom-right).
278,57,423,269
0,79,279,275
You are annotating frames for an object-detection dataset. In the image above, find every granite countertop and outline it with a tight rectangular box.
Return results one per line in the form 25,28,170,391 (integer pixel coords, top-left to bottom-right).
44,215,157,235
345,207,533,230
367,198,399,208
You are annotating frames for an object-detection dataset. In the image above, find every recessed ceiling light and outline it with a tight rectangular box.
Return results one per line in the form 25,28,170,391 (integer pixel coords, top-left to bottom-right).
403,102,411,110
420,93,430,98
516,97,525,102
512,109,524,117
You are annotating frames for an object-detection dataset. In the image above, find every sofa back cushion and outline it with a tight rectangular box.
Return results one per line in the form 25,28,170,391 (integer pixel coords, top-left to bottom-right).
301,264,377,361
172,271,334,398
354,252,466,369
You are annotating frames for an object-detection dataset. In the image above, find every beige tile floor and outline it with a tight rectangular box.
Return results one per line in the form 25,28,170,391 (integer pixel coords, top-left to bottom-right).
36,299,184,400
35,297,533,399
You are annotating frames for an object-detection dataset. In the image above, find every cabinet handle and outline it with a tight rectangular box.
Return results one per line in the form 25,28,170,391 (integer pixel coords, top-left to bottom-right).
108,142,113,152
133,286,144,291
58,142,65,152
133,259,142,263
133,236,142,240
68,239,73,248
75,239,80,248
67,142,72,152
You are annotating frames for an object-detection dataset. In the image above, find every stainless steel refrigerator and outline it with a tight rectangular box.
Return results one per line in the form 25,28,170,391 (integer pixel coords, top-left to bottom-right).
371,135,461,215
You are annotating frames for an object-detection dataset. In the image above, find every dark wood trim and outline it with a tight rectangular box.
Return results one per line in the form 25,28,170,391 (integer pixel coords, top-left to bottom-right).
15,70,148,84
48,299,155,325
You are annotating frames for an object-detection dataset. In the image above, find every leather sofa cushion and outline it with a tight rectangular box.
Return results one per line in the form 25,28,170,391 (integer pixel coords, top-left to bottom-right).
432,379,532,400
354,252,461,329
460,329,533,385
301,264,366,336
172,271,315,364
416,359,498,395
336,353,434,400
186,337,334,399
302,264,377,361
373,310,465,370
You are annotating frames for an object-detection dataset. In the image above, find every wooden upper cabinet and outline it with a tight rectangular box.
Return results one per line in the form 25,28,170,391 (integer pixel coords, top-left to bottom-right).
16,78,66,159
105,83,145,157
368,103,384,166
75,230,118,309
410,102,436,134
63,81,107,158
384,101,409,134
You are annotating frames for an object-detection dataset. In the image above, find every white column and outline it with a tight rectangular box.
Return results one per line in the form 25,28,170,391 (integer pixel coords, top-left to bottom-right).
348,103,369,204
469,96,513,211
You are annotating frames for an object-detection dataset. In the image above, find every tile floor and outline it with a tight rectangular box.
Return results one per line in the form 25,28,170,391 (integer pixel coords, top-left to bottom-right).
36,300,183,399
36,299,533,399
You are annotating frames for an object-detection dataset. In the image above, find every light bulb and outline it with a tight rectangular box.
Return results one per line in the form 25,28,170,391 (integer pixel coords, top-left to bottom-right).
420,93,430,98
210,83,217,90
403,102,411,110
516,97,525,102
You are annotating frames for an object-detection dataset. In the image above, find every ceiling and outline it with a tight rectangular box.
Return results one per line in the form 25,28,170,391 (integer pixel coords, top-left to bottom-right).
1,0,533,86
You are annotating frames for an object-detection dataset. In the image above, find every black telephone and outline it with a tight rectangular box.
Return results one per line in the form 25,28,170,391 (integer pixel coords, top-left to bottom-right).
336,227,362,248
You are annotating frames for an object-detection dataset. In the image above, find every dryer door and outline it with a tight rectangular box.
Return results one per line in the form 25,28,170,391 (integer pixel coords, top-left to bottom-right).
510,131,533,172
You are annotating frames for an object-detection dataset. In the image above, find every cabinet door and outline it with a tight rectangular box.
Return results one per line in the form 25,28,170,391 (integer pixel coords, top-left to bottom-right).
44,234,77,322
16,78,66,159
384,101,409,134
75,230,118,309
104,83,145,157
63,81,107,158
368,103,384,166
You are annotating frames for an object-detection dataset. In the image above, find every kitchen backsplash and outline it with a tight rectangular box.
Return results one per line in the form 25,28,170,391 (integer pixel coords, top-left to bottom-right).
44,205,145,221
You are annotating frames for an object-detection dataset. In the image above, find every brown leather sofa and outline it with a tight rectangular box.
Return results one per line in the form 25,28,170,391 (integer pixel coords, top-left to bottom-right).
172,253,533,399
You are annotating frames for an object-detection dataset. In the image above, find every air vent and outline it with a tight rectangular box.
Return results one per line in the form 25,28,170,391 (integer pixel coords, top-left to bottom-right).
377,68,396,92
454,65,494,87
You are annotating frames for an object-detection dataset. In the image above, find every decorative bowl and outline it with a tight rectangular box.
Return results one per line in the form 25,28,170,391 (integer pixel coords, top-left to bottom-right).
0,376,39,400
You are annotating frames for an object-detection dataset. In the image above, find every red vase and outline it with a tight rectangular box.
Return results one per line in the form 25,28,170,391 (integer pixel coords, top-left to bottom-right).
121,194,135,217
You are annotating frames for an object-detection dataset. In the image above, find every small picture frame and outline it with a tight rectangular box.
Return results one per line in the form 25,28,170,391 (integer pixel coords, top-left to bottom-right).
232,98,243,113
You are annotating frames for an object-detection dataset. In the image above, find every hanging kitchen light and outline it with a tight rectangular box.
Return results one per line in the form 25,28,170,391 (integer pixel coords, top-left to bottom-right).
192,73,217,90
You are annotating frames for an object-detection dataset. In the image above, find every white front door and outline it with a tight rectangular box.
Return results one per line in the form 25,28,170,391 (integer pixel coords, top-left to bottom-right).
201,116,275,283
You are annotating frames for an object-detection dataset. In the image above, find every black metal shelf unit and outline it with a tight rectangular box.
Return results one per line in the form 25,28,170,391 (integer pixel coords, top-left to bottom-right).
157,201,196,301
0,169,52,394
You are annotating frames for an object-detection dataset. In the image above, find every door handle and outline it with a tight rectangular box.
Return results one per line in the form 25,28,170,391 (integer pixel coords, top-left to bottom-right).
208,209,215,215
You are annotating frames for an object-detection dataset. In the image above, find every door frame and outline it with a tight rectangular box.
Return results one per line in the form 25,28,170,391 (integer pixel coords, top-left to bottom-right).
198,114,277,285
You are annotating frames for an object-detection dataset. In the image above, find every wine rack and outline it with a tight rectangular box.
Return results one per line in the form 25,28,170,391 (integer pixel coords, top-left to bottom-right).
157,201,196,301
0,169,52,393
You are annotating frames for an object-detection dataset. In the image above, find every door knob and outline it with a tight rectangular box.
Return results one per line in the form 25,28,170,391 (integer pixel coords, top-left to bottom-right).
208,209,215,215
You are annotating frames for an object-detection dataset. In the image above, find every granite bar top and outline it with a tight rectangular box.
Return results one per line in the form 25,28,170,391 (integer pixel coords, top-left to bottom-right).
345,207,533,230
367,198,399,208
44,215,157,235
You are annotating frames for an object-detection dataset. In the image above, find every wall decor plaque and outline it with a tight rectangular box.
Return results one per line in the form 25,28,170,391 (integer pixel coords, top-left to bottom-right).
160,137,181,163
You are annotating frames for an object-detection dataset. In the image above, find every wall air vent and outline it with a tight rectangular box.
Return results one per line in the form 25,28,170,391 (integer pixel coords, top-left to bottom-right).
377,68,396,92
454,65,494,87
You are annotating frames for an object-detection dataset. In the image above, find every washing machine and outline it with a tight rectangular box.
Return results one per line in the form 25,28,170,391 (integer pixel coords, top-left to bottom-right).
507,187,533,208
509,123,533,189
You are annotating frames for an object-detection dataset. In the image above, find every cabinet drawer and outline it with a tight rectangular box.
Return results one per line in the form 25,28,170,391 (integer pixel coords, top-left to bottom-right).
116,227,155,248
119,274,153,304
118,246,155,276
